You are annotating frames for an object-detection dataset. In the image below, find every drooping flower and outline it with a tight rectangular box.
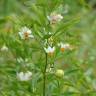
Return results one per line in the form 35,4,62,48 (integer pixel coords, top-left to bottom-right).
1,44,8,51
58,43,70,52
17,71,32,81
18,26,34,40
44,46,55,56
47,13,63,24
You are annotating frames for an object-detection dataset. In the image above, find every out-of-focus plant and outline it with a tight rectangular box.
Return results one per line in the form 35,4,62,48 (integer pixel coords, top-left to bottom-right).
0,0,96,96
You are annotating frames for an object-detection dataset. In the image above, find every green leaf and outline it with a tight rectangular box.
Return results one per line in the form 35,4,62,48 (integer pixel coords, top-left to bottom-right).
53,17,80,36
33,24,43,38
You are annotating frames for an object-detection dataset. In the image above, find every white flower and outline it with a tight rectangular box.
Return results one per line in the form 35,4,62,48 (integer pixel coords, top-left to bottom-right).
47,13,63,24
17,71,32,81
1,45,8,51
61,43,70,49
19,26,34,40
44,46,55,55
58,42,70,52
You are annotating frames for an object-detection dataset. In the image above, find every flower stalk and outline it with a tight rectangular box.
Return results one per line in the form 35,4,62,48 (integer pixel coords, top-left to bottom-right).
43,52,48,96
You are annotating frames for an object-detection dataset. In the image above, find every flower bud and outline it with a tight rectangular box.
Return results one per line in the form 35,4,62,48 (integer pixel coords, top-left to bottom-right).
55,69,64,77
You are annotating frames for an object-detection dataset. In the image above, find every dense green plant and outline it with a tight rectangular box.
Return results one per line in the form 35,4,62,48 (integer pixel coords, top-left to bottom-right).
0,0,96,96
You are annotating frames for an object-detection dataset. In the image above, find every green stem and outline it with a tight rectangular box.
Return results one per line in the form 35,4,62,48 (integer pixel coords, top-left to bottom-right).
43,53,48,96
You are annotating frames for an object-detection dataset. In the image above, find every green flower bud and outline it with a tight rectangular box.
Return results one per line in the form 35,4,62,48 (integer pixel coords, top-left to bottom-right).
55,69,64,77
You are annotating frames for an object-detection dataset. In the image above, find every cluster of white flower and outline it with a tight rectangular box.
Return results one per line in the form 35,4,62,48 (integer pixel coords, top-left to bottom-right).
44,43,71,56
44,13,72,55
16,12,68,81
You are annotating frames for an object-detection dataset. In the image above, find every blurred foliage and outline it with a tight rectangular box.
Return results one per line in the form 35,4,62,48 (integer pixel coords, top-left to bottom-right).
0,0,96,96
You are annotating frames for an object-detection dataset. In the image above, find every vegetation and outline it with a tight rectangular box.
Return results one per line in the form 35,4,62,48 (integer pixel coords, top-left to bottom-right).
0,0,96,96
